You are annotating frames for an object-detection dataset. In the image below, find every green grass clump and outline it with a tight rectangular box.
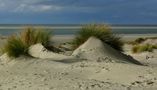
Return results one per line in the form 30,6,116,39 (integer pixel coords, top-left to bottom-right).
21,27,51,47
135,38,145,44
126,37,157,45
132,44,157,53
145,37,157,40
126,38,146,45
1,36,28,57
72,24,123,51
1,27,51,58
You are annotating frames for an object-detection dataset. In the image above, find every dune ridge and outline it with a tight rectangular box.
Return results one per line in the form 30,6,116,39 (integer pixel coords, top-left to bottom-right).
72,37,142,65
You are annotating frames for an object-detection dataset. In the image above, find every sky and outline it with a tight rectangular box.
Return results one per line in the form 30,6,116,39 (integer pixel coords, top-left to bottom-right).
0,0,157,24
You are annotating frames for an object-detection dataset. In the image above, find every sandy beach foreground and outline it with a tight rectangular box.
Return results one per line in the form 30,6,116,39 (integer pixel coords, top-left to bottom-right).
0,34,157,90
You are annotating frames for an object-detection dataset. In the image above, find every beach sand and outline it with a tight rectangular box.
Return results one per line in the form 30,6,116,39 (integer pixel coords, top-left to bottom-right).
0,34,157,90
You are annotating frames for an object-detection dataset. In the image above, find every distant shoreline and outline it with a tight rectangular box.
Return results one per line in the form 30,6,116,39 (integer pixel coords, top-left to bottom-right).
52,34,157,44
1,24,157,26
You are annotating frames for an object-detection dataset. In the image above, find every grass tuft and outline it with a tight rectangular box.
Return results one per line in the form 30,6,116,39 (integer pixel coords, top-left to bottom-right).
1,35,28,57
132,44,157,53
20,27,51,47
126,37,157,45
72,24,123,51
134,38,145,44
1,27,51,58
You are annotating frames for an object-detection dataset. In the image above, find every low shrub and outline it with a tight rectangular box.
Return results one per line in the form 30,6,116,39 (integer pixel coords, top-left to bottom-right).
72,24,123,51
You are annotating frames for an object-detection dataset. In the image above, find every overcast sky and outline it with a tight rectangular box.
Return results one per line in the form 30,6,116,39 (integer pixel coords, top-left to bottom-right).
0,0,157,24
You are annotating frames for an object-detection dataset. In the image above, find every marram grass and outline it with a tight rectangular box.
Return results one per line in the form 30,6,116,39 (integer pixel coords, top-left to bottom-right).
1,35,28,57
126,37,157,45
72,24,123,51
132,44,157,53
1,27,51,58
21,27,51,47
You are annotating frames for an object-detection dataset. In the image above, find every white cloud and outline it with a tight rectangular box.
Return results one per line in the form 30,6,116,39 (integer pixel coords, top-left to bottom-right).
0,0,106,13
13,4,63,12
0,0,64,12
0,0,101,13
0,0,155,14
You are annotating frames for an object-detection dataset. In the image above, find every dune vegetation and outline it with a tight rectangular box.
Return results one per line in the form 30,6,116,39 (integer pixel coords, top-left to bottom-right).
132,44,157,53
1,27,51,57
126,36,157,53
126,37,157,45
21,27,51,47
1,35,28,57
72,24,124,51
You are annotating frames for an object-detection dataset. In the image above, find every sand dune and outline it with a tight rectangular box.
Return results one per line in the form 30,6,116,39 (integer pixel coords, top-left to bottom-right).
0,36,157,90
142,39,157,45
72,37,142,65
0,56,157,90
28,43,77,62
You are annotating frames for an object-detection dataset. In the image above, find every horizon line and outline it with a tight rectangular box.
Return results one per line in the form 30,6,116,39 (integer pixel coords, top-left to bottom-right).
1,24,157,26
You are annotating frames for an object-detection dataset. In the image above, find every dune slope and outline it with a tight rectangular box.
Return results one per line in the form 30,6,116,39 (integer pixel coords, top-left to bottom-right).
28,43,76,62
72,37,142,65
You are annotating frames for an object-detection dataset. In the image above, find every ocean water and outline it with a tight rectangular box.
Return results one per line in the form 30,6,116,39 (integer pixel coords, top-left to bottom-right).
0,24,157,36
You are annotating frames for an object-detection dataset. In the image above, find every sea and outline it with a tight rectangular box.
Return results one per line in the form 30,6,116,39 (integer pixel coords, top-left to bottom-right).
0,24,157,36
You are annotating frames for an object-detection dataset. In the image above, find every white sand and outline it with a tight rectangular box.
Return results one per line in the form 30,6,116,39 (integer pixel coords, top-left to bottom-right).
28,43,76,62
124,38,157,66
0,57,157,90
72,37,142,65
121,34,157,41
142,39,157,45
0,35,157,90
